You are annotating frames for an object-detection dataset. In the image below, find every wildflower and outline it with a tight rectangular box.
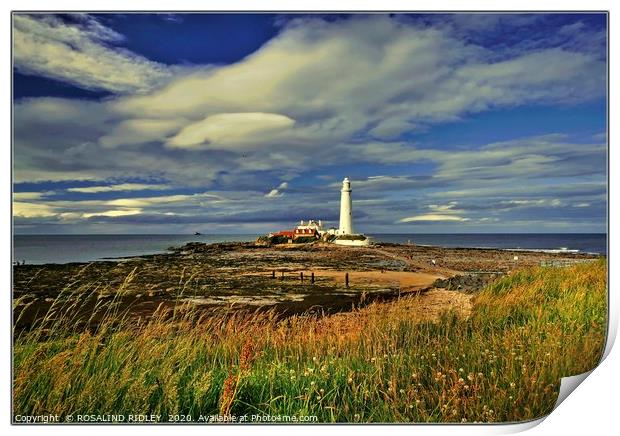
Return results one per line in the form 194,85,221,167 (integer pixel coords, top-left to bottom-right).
317,395,321,400
383,354,388,359
399,389,405,394
304,371,309,377
510,382,516,388
436,371,442,378
412,373,418,379
320,388,325,394
348,377,353,384
509,396,513,400
467,373,474,381
415,399,420,404
452,409,458,416
459,368,464,373
464,385,470,390
461,418,467,423
313,357,318,362
458,378,464,384
311,381,315,386
371,357,376,363
477,372,484,378
354,413,360,420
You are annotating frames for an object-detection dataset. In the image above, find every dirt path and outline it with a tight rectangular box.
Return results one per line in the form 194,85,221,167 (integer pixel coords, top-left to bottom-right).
253,269,442,292
317,288,474,336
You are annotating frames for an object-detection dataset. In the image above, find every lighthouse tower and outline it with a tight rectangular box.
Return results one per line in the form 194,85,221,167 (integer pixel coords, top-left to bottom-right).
339,177,353,235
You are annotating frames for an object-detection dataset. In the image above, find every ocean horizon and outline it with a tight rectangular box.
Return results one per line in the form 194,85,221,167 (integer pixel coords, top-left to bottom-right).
13,233,607,265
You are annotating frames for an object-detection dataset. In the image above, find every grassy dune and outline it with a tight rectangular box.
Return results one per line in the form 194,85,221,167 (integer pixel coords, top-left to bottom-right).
13,260,607,423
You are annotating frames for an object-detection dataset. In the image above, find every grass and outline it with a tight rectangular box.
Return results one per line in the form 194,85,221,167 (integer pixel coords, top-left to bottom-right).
13,259,607,423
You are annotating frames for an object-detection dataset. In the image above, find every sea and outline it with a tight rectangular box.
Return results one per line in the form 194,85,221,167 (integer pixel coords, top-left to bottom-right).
13,233,607,265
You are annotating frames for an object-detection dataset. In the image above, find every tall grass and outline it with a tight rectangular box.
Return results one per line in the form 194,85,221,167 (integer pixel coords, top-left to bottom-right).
13,260,607,423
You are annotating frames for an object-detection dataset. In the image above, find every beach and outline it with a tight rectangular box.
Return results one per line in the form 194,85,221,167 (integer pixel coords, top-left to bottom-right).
13,240,600,331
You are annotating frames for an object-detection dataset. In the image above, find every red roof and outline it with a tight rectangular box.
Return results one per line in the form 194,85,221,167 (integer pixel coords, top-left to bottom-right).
272,230,294,238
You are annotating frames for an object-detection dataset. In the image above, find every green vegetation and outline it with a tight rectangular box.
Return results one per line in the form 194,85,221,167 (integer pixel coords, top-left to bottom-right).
13,260,606,423
269,235,291,244
335,234,367,241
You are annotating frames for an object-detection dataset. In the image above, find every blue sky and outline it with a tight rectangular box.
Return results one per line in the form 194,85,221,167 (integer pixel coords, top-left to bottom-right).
13,13,607,234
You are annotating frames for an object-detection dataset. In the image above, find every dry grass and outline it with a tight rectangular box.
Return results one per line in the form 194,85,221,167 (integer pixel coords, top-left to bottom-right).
13,259,606,423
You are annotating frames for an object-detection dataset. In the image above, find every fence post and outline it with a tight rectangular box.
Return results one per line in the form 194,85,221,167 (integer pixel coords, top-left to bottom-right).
311,272,315,284
300,272,304,282
345,272,349,288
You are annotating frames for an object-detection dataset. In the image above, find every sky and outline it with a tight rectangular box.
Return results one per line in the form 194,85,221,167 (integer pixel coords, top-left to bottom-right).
12,13,607,234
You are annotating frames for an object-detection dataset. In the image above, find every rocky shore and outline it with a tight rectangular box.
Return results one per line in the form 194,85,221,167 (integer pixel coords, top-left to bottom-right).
13,241,600,330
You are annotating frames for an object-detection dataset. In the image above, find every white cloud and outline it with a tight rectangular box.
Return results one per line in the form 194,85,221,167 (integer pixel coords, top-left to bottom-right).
265,189,281,198
264,182,289,198
398,214,470,223
167,113,295,149
499,198,563,207
13,201,56,218
106,192,223,208
428,202,460,212
13,14,173,93
82,209,142,218
99,119,186,148
13,192,48,201
109,15,603,146
67,183,171,193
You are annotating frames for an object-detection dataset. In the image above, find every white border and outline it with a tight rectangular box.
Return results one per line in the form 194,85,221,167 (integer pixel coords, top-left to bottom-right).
2,2,616,436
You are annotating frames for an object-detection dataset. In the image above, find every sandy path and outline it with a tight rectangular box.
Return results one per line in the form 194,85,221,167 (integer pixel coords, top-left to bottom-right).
317,288,474,336
253,269,442,291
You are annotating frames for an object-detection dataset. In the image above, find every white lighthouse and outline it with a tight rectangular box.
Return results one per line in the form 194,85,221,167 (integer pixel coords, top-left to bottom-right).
339,177,353,235
329,177,370,246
